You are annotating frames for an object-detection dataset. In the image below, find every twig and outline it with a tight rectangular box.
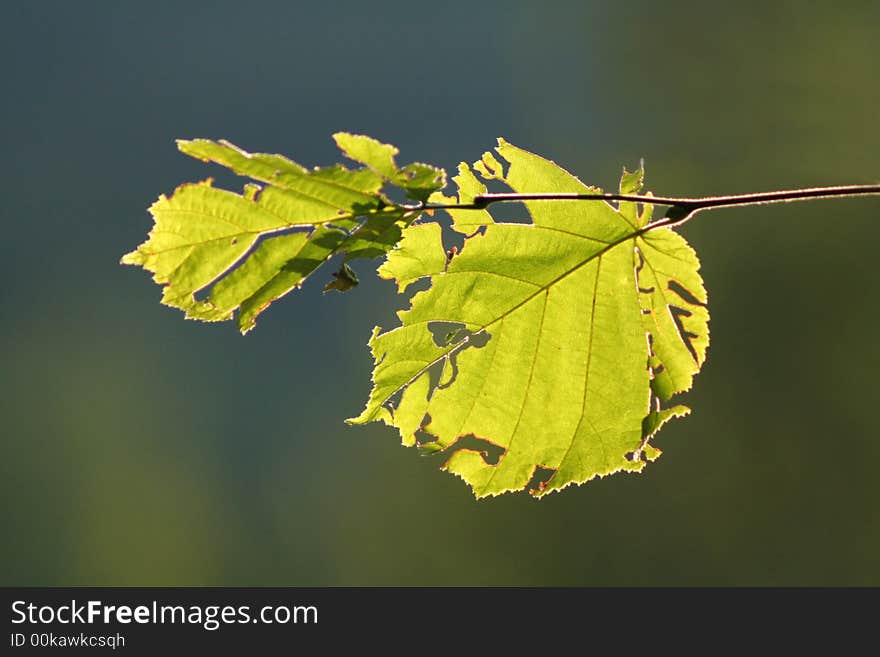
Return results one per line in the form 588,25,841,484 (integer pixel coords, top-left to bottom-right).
412,185,880,228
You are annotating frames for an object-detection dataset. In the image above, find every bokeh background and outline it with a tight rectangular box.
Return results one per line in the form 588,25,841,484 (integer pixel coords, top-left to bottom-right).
3,0,878,585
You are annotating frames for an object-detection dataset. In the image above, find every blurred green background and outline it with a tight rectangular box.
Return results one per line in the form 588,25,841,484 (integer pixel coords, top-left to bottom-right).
2,0,878,585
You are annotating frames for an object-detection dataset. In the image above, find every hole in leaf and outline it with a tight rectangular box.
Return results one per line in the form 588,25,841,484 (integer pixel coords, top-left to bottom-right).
433,205,465,254
403,277,432,295
428,321,465,347
466,330,490,349
191,224,316,303
485,200,532,225
424,323,491,390
635,249,656,293
449,435,505,466
427,322,488,348
444,229,465,256
667,280,706,307
465,225,488,240
526,466,557,494
668,306,699,362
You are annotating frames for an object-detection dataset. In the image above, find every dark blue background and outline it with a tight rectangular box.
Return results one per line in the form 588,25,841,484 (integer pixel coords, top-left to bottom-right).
2,0,878,585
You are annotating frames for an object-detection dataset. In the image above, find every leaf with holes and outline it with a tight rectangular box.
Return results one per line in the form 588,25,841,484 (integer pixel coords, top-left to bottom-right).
120,134,445,334
349,139,709,497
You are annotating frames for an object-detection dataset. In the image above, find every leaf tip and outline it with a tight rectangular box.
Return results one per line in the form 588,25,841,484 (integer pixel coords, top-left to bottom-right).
330,131,351,148
176,138,215,162
119,250,141,266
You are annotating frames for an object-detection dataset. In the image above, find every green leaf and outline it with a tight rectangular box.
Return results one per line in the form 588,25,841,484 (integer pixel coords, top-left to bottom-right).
123,137,442,334
393,163,447,202
618,163,645,225
350,139,710,498
333,133,399,180
334,132,446,202
619,163,645,195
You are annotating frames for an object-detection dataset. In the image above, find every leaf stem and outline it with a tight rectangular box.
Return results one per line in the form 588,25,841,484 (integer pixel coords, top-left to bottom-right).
415,184,880,227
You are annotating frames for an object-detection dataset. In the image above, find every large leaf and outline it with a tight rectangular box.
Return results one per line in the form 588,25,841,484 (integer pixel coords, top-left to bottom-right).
122,135,445,333
350,139,709,498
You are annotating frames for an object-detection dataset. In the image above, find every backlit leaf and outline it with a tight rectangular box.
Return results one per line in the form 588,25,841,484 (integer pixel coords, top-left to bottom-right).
350,139,710,497
122,136,436,333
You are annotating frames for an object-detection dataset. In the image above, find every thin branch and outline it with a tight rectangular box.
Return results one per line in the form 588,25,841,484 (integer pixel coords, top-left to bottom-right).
411,184,880,228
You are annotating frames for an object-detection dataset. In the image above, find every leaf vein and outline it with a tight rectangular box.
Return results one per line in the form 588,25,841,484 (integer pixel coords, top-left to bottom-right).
480,290,550,494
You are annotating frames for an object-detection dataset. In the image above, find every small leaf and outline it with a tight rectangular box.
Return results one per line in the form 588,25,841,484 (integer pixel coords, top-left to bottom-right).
618,163,645,225
393,163,446,202
333,132,399,180
324,262,360,293
619,164,645,195
334,133,446,201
